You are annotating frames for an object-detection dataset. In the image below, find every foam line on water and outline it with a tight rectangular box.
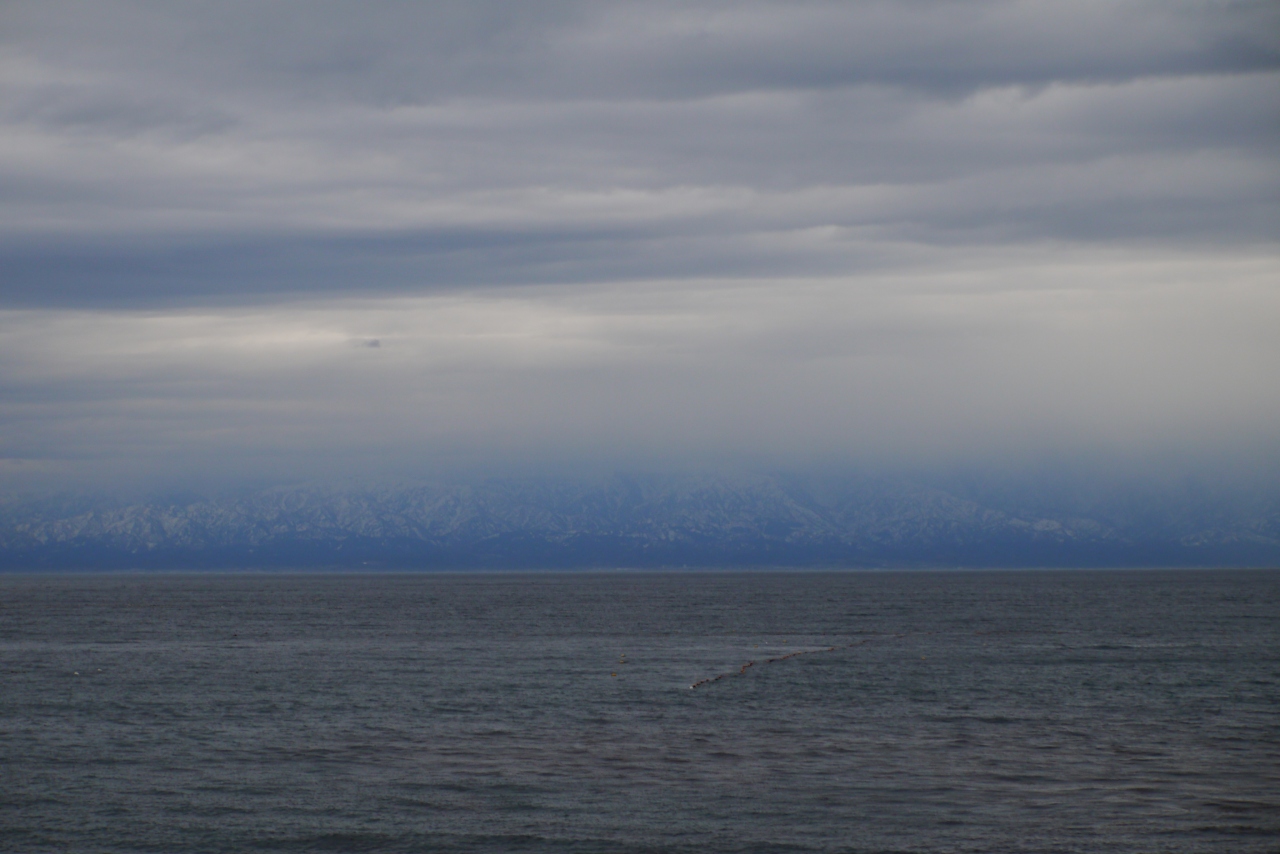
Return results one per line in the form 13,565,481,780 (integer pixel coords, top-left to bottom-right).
689,632,915,689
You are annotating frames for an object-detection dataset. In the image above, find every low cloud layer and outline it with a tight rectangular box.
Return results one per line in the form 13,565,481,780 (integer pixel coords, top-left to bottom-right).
4,249,1276,492
0,1,1276,493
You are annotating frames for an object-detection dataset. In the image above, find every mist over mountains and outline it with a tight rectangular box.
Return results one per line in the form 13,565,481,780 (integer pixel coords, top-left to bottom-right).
4,474,1277,570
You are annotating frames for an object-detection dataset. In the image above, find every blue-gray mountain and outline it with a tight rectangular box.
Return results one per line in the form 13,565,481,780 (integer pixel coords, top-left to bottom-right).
2,476,1277,569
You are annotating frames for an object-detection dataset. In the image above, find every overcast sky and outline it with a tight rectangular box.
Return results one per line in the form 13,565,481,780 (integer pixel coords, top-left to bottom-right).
1,0,1277,493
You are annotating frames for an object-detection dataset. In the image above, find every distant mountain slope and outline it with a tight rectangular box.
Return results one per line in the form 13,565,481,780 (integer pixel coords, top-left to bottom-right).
2,475,1277,568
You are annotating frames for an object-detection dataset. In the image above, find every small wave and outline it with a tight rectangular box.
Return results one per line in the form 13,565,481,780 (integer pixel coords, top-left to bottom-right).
689,633,915,689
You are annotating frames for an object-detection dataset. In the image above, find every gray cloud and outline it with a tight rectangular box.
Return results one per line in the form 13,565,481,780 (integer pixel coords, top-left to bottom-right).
0,1,1276,492
2,252,1277,492
6,1,1276,102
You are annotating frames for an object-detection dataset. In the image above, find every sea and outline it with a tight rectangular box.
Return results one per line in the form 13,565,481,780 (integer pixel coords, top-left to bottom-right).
0,569,1276,853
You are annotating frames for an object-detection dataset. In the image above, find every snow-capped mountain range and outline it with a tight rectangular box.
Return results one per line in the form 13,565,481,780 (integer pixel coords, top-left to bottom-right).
2,475,1277,569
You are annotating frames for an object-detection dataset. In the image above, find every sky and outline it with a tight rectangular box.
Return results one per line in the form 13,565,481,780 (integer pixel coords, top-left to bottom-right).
0,0,1277,495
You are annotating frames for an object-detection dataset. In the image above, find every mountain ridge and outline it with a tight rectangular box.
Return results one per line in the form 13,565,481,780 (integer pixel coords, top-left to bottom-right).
3,475,1277,569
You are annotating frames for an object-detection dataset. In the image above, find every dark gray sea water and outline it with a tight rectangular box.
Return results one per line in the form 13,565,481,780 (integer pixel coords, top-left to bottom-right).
1,570,1277,853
